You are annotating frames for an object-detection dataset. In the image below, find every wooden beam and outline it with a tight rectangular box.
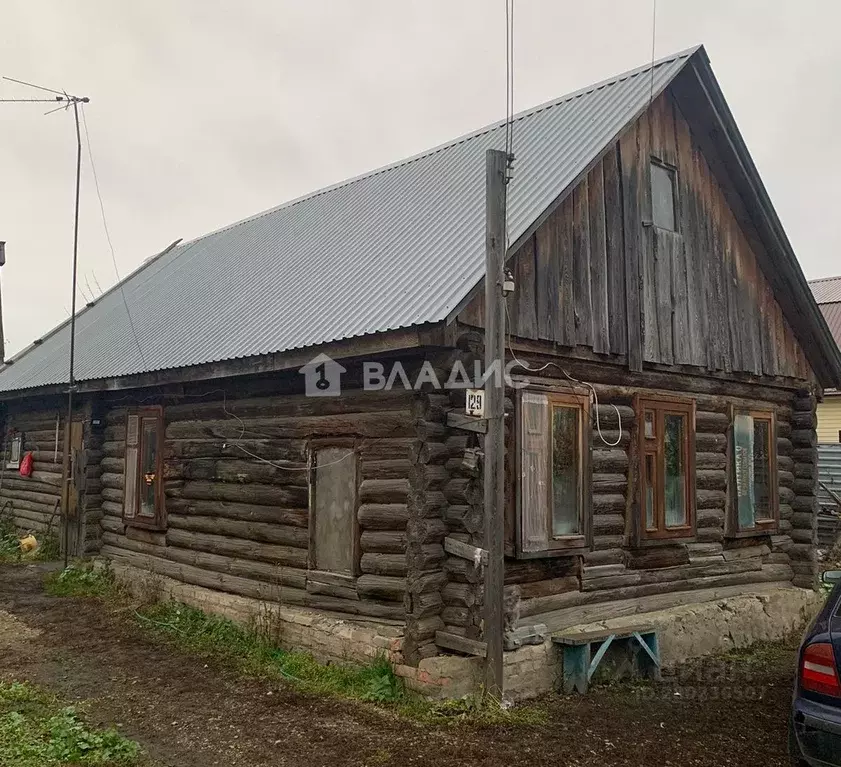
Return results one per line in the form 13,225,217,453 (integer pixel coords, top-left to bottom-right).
435,630,488,658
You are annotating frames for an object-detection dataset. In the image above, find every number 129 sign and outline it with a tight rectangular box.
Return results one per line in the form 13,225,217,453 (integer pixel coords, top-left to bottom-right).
465,388,485,418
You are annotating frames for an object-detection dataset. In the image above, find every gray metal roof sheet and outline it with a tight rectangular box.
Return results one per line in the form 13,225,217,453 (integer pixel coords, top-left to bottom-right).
810,276,841,305
0,48,698,393
819,302,841,349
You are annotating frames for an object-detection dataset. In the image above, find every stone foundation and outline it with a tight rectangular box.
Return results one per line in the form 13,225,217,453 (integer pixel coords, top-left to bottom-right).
110,563,823,702
391,584,823,702
109,563,404,667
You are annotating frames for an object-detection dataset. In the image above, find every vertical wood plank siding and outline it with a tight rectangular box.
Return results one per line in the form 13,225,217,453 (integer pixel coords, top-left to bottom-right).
458,90,811,382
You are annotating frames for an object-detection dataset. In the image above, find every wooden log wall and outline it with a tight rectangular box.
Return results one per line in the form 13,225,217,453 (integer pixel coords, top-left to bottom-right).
97,386,420,624
441,388,485,644
789,393,819,588
0,404,64,536
403,391,449,664
81,410,105,555
434,350,816,639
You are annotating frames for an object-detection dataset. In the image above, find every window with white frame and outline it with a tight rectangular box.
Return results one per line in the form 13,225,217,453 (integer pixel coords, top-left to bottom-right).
517,390,590,556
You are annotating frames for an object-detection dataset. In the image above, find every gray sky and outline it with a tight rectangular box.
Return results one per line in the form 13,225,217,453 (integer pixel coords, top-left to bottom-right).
1,0,839,357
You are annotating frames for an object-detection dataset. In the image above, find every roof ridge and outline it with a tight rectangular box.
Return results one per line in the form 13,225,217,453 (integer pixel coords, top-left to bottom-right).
809,274,841,284
177,45,703,249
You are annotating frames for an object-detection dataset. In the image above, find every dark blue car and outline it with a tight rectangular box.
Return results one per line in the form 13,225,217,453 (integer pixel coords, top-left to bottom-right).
790,570,841,766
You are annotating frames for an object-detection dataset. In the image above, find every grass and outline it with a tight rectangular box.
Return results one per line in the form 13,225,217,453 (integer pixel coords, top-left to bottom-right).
0,517,20,564
0,514,61,565
0,680,141,766
135,600,546,724
138,600,404,702
43,562,545,725
44,565,119,599
715,638,800,668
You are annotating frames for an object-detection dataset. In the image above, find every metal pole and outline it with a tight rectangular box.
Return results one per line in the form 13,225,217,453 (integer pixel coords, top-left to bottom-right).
483,149,507,700
62,99,82,569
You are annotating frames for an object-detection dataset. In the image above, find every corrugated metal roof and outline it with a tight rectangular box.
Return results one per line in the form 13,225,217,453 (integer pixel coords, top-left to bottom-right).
819,302,841,349
0,48,699,393
810,275,841,305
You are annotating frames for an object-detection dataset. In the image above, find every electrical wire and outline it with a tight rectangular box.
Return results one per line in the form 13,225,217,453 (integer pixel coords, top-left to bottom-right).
220,392,355,472
106,386,353,472
503,298,622,447
647,0,657,109
502,0,515,252
79,104,147,368
497,0,620,447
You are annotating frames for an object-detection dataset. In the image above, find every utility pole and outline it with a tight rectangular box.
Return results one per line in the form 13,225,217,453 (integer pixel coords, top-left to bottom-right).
0,79,89,567
483,148,507,700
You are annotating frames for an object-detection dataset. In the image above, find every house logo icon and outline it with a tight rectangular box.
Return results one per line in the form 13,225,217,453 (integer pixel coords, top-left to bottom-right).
299,353,346,397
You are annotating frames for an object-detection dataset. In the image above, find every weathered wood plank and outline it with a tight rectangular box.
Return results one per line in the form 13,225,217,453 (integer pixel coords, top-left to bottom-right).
536,203,562,342
588,162,609,354
618,123,645,371
573,178,593,347
514,235,538,338
602,144,627,356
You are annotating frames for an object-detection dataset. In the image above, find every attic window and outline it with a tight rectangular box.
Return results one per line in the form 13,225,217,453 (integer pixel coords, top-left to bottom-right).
650,160,677,231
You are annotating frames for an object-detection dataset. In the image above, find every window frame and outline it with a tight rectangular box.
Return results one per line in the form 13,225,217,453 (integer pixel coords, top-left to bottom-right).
123,406,166,530
635,394,696,543
6,433,22,470
515,389,591,558
649,157,678,233
307,437,360,579
726,407,779,537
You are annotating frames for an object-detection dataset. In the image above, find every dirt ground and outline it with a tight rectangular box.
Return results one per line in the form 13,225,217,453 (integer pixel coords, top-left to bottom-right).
0,563,795,767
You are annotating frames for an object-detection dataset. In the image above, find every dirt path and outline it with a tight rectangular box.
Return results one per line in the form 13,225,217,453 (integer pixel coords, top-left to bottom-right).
0,563,793,766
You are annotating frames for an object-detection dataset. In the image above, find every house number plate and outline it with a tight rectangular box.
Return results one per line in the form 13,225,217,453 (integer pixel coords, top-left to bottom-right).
465,388,485,418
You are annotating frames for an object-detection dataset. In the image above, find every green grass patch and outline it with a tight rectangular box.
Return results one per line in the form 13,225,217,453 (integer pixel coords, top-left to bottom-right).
135,600,546,725
45,563,545,725
136,600,403,702
0,516,22,564
44,564,118,599
715,638,799,668
0,680,141,766
0,515,62,565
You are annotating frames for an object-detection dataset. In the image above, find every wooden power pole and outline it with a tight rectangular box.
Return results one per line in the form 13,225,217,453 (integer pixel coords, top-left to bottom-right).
483,148,507,699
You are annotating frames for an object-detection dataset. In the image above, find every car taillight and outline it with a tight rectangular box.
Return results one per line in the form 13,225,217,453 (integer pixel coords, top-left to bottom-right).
802,643,841,697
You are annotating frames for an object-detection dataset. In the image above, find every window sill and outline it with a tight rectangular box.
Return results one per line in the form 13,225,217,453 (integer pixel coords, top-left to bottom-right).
633,534,696,549
514,546,589,561
123,518,167,533
726,527,776,540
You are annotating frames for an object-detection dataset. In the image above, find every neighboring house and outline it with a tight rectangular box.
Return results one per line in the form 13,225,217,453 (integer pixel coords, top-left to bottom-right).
809,275,841,444
1,45,839,698
809,275,841,540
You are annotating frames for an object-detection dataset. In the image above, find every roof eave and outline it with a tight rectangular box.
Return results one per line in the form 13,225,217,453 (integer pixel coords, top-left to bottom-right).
0,323,453,401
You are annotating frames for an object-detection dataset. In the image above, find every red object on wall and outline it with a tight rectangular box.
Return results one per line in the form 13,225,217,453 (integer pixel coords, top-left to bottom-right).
19,452,33,477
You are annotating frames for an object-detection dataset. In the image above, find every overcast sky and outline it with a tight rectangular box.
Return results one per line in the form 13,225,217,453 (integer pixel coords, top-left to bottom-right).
0,0,838,357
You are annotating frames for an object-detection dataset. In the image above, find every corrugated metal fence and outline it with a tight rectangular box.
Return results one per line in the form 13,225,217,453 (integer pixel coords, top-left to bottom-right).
818,443,841,547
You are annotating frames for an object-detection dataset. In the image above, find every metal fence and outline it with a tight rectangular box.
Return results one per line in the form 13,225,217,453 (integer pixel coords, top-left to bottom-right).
818,443,841,548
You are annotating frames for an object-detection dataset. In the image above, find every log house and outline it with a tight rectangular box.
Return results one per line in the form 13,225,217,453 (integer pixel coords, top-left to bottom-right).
0,46,838,691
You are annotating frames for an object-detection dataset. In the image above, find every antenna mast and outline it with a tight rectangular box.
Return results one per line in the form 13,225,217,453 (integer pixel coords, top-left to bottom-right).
1,78,90,568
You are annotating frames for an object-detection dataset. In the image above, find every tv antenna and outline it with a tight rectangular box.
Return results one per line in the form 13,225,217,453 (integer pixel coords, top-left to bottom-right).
1,76,90,568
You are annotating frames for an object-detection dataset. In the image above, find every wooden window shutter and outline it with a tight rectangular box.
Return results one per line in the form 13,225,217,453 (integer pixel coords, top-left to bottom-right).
124,414,139,519
519,392,550,554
